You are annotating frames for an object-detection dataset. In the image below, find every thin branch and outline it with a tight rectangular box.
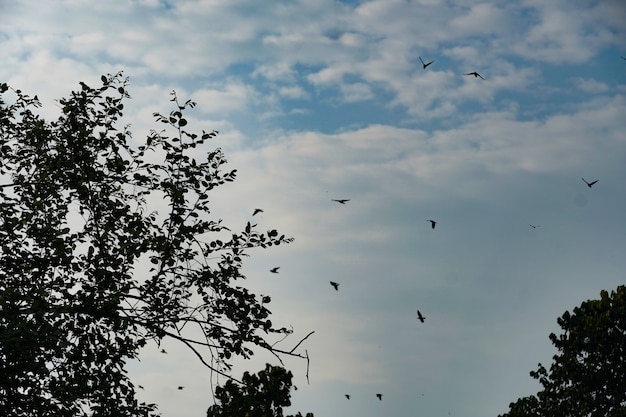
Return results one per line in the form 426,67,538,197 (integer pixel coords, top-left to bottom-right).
305,349,310,384
289,331,315,354
269,330,314,360
269,349,286,366
165,330,243,384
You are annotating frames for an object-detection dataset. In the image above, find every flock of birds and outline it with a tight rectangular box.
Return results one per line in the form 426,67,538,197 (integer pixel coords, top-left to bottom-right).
201,52,616,412
146,56,613,414
257,174,601,404
158,47,602,398
165,54,604,405
145,98,604,404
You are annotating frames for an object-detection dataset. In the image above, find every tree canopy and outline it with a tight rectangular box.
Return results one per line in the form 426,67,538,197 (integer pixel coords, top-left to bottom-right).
0,73,307,416
499,285,626,417
207,364,313,417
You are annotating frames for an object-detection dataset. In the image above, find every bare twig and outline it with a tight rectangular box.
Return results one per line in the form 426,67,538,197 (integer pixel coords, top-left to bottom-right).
305,349,310,384
289,331,315,354
175,335,243,384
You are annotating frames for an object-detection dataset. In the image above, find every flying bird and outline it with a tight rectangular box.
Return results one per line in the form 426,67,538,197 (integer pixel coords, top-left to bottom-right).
270,267,280,273
160,348,167,354
581,177,598,188
376,393,383,401
529,224,540,229
427,219,437,229
345,394,351,400
464,71,485,80
330,281,339,291
177,386,184,390
417,310,426,323
332,199,350,204
419,56,434,69
252,208,263,216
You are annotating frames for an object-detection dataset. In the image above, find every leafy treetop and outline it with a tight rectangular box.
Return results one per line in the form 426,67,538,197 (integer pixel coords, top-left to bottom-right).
0,73,306,417
499,285,626,417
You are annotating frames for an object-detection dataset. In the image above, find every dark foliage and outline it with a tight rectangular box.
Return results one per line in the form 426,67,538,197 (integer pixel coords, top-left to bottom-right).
499,285,626,417
207,364,313,417
0,73,301,416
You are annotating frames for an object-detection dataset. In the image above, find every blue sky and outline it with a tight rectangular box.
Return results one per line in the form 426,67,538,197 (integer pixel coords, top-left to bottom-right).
1,1,626,416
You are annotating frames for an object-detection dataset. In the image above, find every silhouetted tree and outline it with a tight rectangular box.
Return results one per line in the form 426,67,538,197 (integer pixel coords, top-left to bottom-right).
207,364,313,417
500,395,541,417
0,73,306,416
499,285,626,417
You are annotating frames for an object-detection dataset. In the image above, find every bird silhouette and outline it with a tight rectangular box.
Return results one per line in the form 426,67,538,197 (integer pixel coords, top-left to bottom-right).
529,224,540,229
427,220,437,229
270,267,280,273
253,208,263,216
177,386,184,390
419,56,434,69
464,71,485,80
332,199,350,204
581,177,598,188
417,310,426,323
330,281,339,291
160,348,167,354
345,394,351,400
376,393,383,401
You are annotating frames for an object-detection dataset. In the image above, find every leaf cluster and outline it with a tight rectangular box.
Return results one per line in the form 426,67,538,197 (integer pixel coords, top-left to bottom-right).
207,364,313,417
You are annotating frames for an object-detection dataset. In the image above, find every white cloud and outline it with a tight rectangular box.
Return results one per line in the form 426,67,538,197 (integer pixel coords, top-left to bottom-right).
278,85,309,99
307,63,350,85
340,82,374,102
511,0,625,63
252,61,297,81
571,77,610,93
191,80,259,114
449,3,517,36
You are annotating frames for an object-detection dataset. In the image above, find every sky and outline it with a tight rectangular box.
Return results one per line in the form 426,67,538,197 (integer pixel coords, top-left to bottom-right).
1,0,626,416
